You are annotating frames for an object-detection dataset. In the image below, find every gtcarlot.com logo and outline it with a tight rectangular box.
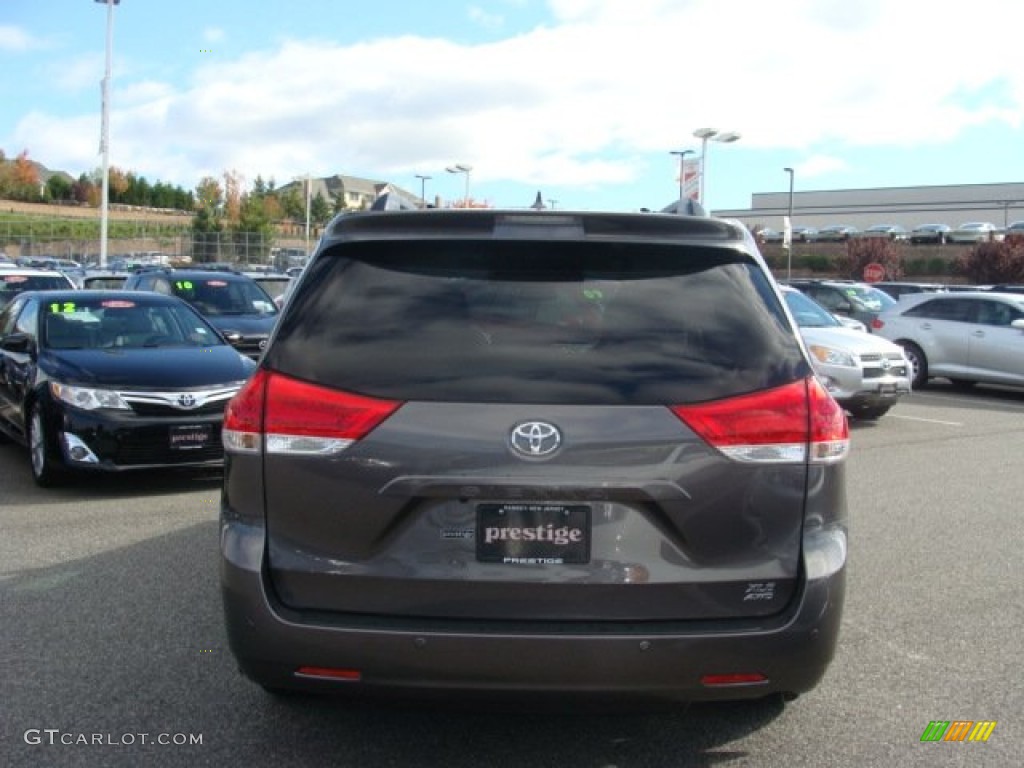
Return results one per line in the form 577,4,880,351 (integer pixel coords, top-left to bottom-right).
920,720,997,743
24,729,203,746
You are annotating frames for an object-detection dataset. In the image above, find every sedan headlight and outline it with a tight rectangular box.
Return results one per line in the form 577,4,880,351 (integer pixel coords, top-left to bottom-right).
50,382,131,410
808,344,856,368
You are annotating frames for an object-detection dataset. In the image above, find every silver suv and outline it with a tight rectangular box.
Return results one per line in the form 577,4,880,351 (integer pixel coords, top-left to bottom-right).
220,209,850,705
782,286,911,419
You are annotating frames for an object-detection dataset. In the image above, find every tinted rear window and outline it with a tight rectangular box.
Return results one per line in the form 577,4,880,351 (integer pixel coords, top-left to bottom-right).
268,241,808,404
1,274,72,306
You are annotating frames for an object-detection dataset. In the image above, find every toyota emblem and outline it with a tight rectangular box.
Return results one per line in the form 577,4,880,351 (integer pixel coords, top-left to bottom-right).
509,421,562,458
177,393,197,408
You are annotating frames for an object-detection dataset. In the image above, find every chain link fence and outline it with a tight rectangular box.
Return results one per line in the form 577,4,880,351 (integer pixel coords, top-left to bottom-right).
1,222,301,268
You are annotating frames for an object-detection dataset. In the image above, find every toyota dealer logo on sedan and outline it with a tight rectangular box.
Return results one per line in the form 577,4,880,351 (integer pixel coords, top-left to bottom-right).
509,421,562,458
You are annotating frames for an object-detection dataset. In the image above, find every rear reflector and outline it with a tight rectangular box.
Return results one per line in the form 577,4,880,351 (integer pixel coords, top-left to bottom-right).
295,666,362,682
700,673,768,687
223,369,402,456
671,377,848,464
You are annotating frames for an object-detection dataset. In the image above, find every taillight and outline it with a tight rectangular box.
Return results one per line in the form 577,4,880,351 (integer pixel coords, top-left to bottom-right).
871,318,884,331
671,378,848,464
222,369,402,456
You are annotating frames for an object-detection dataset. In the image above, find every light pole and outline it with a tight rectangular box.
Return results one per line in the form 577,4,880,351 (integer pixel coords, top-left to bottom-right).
305,175,312,256
415,174,431,207
669,149,694,214
784,167,795,279
692,127,740,211
445,163,472,207
94,0,120,267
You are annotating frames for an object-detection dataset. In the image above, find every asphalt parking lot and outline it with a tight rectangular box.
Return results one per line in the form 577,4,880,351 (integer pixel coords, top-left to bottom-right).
1,381,1021,768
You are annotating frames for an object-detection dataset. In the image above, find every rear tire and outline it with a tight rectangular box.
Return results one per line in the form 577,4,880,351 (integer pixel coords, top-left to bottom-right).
899,342,928,389
28,403,67,488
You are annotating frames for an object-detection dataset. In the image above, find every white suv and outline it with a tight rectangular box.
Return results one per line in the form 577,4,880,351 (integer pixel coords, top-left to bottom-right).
782,285,911,420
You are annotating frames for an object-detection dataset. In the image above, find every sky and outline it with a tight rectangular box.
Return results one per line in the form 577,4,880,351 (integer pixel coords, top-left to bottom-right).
1,0,1023,215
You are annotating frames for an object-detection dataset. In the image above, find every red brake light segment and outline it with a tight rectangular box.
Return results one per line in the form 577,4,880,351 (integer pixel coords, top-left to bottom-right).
671,378,848,464
222,369,402,456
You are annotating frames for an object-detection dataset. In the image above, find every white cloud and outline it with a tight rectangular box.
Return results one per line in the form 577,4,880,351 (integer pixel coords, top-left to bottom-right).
9,0,1024,194
797,155,848,178
203,28,226,44
468,7,505,29
0,25,44,52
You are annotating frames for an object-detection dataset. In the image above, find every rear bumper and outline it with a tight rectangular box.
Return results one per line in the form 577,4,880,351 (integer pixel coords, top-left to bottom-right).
220,518,847,703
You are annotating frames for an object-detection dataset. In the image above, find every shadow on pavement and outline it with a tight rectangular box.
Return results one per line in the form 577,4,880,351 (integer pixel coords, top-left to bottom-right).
2,520,788,768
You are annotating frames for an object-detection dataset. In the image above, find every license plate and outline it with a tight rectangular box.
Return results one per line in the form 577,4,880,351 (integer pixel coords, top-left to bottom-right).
877,382,898,396
476,504,590,565
169,423,212,451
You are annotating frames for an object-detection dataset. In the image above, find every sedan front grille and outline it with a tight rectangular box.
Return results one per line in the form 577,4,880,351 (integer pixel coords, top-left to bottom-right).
121,386,240,416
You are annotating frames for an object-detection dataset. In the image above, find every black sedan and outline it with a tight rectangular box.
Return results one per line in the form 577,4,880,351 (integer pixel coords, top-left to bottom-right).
0,290,256,486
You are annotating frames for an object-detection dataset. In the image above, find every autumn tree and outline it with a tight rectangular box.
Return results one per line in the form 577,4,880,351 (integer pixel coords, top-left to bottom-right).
192,176,225,262
833,237,904,281
952,236,1024,284
223,169,244,225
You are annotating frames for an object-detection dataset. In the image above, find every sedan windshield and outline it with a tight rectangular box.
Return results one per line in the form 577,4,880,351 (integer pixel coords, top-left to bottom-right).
783,290,842,328
42,298,226,350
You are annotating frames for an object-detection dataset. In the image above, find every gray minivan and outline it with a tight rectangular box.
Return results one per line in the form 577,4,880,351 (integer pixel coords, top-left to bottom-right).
220,209,850,705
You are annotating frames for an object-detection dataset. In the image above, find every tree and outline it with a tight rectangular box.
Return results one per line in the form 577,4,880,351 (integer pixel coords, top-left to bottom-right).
310,190,331,226
44,175,73,202
834,237,904,281
108,166,130,202
952,236,1024,284
192,176,225,262
279,186,305,220
223,169,244,225
231,191,276,263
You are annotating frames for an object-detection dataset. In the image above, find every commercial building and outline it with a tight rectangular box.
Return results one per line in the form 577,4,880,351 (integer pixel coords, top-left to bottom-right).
714,182,1024,232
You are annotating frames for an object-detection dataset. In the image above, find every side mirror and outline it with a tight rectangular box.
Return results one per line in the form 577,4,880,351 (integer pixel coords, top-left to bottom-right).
1,333,33,354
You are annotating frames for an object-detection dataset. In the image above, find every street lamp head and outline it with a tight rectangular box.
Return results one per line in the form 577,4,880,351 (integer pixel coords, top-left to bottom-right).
712,131,741,144
693,127,718,140
446,164,472,173
783,167,793,174
94,0,121,4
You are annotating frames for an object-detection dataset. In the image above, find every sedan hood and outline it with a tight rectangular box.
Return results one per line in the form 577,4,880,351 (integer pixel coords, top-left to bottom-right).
799,325,906,355
205,314,277,337
44,346,257,388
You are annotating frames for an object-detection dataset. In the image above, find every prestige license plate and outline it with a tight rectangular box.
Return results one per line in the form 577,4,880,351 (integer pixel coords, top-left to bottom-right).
476,503,590,565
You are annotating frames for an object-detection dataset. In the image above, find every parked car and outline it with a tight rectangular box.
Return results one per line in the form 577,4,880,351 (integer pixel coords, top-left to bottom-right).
757,227,784,243
948,222,1002,244
781,286,910,420
859,225,908,242
872,281,947,300
243,271,292,306
81,271,132,290
1004,221,1024,237
0,267,77,310
909,223,951,245
873,291,1024,389
816,225,859,242
0,290,256,486
220,208,851,704
123,267,278,359
784,279,898,331
792,226,818,242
